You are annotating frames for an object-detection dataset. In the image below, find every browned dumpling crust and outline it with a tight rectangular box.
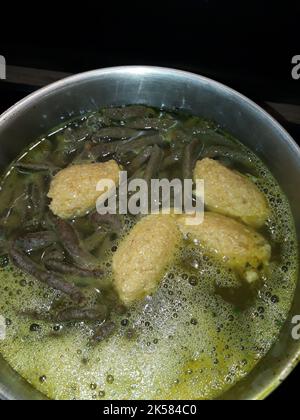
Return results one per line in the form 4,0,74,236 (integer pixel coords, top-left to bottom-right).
177,212,271,281
48,160,121,219
194,158,270,228
113,214,181,305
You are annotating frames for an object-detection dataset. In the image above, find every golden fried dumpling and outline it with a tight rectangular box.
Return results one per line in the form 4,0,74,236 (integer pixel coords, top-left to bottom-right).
194,158,270,228
177,212,271,281
48,161,121,219
113,214,181,305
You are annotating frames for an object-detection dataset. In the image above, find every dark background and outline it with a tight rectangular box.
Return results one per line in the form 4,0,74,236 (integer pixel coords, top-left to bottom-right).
0,0,299,400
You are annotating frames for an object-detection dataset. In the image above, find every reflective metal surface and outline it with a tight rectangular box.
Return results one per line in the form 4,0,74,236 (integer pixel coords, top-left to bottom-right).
0,66,299,400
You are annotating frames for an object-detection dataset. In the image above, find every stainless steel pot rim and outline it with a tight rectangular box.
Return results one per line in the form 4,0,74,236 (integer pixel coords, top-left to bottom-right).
1,65,299,158
0,65,300,400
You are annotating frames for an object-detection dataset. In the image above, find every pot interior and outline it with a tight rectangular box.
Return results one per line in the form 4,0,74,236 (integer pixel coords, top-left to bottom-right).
0,67,299,400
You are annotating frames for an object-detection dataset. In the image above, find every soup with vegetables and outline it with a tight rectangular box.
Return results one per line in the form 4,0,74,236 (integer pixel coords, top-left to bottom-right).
0,105,298,400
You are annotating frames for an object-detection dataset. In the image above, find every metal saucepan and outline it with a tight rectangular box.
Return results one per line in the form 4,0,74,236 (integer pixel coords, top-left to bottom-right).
0,66,299,400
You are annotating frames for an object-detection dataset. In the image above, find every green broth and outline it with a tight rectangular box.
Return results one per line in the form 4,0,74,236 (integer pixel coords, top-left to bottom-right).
0,105,298,400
